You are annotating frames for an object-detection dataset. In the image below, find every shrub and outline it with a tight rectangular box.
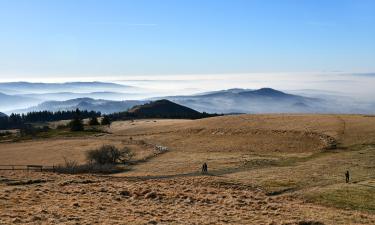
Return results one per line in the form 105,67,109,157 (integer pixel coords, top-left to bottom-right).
89,116,100,126
69,117,84,131
58,157,79,173
56,124,68,129
86,145,133,165
0,131,12,137
19,125,50,136
54,157,122,174
101,116,111,125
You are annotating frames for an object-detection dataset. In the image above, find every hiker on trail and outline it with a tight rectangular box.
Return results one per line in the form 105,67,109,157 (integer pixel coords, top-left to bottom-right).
202,163,208,174
345,170,350,183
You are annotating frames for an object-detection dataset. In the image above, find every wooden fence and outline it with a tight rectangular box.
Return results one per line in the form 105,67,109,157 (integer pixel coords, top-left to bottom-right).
0,164,55,172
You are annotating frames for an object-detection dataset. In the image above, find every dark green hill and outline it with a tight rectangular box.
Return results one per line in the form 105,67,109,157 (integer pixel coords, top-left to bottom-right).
128,99,204,119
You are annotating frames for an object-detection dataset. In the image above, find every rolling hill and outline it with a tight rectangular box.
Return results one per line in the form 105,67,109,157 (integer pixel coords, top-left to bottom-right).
0,112,7,117
2,114,375,224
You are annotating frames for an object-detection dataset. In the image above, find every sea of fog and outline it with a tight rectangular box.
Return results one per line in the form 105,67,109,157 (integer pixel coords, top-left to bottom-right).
105,72,374,100
1,72,375,100
1,72,375,114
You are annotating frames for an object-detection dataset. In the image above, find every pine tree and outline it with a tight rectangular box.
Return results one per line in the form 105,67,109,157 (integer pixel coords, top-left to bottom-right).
101,115,111,125
69,117,84,131
89,116,100,126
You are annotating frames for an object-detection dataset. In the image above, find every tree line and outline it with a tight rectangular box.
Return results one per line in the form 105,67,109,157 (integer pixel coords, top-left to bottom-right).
0,101,221,130
0,109,101,130
106,111,220,121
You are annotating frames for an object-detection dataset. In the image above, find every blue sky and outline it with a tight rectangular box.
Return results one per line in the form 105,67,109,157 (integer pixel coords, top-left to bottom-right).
0,0,374,80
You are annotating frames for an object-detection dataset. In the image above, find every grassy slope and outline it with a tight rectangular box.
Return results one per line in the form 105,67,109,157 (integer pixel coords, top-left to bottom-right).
110,115,375,212
1,115,375,213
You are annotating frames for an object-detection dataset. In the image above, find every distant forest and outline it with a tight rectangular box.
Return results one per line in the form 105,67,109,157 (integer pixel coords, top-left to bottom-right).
0,100,222,130
0,109,100,130
107,111,219,121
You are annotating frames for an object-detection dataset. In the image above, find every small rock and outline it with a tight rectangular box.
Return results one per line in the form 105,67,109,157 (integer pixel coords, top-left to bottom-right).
297,221,325,225
32,216,41,221
145,192,157,199
12,218,22,223
120,190,131,197
185,197,194,204
72,202,80,207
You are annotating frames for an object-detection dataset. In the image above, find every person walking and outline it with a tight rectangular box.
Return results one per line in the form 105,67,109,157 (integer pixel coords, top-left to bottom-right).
202,162,208,174
345,170,350,183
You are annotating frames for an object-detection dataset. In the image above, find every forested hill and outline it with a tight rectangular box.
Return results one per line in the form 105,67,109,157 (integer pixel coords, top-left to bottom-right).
109,99,220,121
0,110,100,130
128,99,203,118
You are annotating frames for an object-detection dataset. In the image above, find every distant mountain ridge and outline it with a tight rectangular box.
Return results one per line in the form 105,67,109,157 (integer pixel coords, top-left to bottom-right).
6,87,375,114
0,112,7,117
158,88,327,114
10,88,328,114
19,91,141,101
0,81,142,112
0,92,42,112
15,98,147,114
0,81,136,94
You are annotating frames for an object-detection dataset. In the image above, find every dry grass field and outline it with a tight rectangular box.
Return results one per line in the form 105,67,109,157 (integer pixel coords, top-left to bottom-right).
1,115,375,224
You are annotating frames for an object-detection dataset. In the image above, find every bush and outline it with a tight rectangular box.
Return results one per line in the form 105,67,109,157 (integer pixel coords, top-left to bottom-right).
0,131,12,137
20,125,50,136
56,124,68,129
69,117,84,131
86,145,133,165
101,116,111,125
89,116,100,126
58,157,78,173
54,157,122,174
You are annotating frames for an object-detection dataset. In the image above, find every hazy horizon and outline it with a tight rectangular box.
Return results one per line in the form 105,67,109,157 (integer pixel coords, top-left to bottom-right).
1,72,375,100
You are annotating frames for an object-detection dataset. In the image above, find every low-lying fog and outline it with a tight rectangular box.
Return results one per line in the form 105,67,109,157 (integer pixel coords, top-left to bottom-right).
1,72,375,114
111,72,375,99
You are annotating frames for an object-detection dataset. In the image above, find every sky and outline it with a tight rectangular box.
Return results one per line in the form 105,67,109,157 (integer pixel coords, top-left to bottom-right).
0,0,374,82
